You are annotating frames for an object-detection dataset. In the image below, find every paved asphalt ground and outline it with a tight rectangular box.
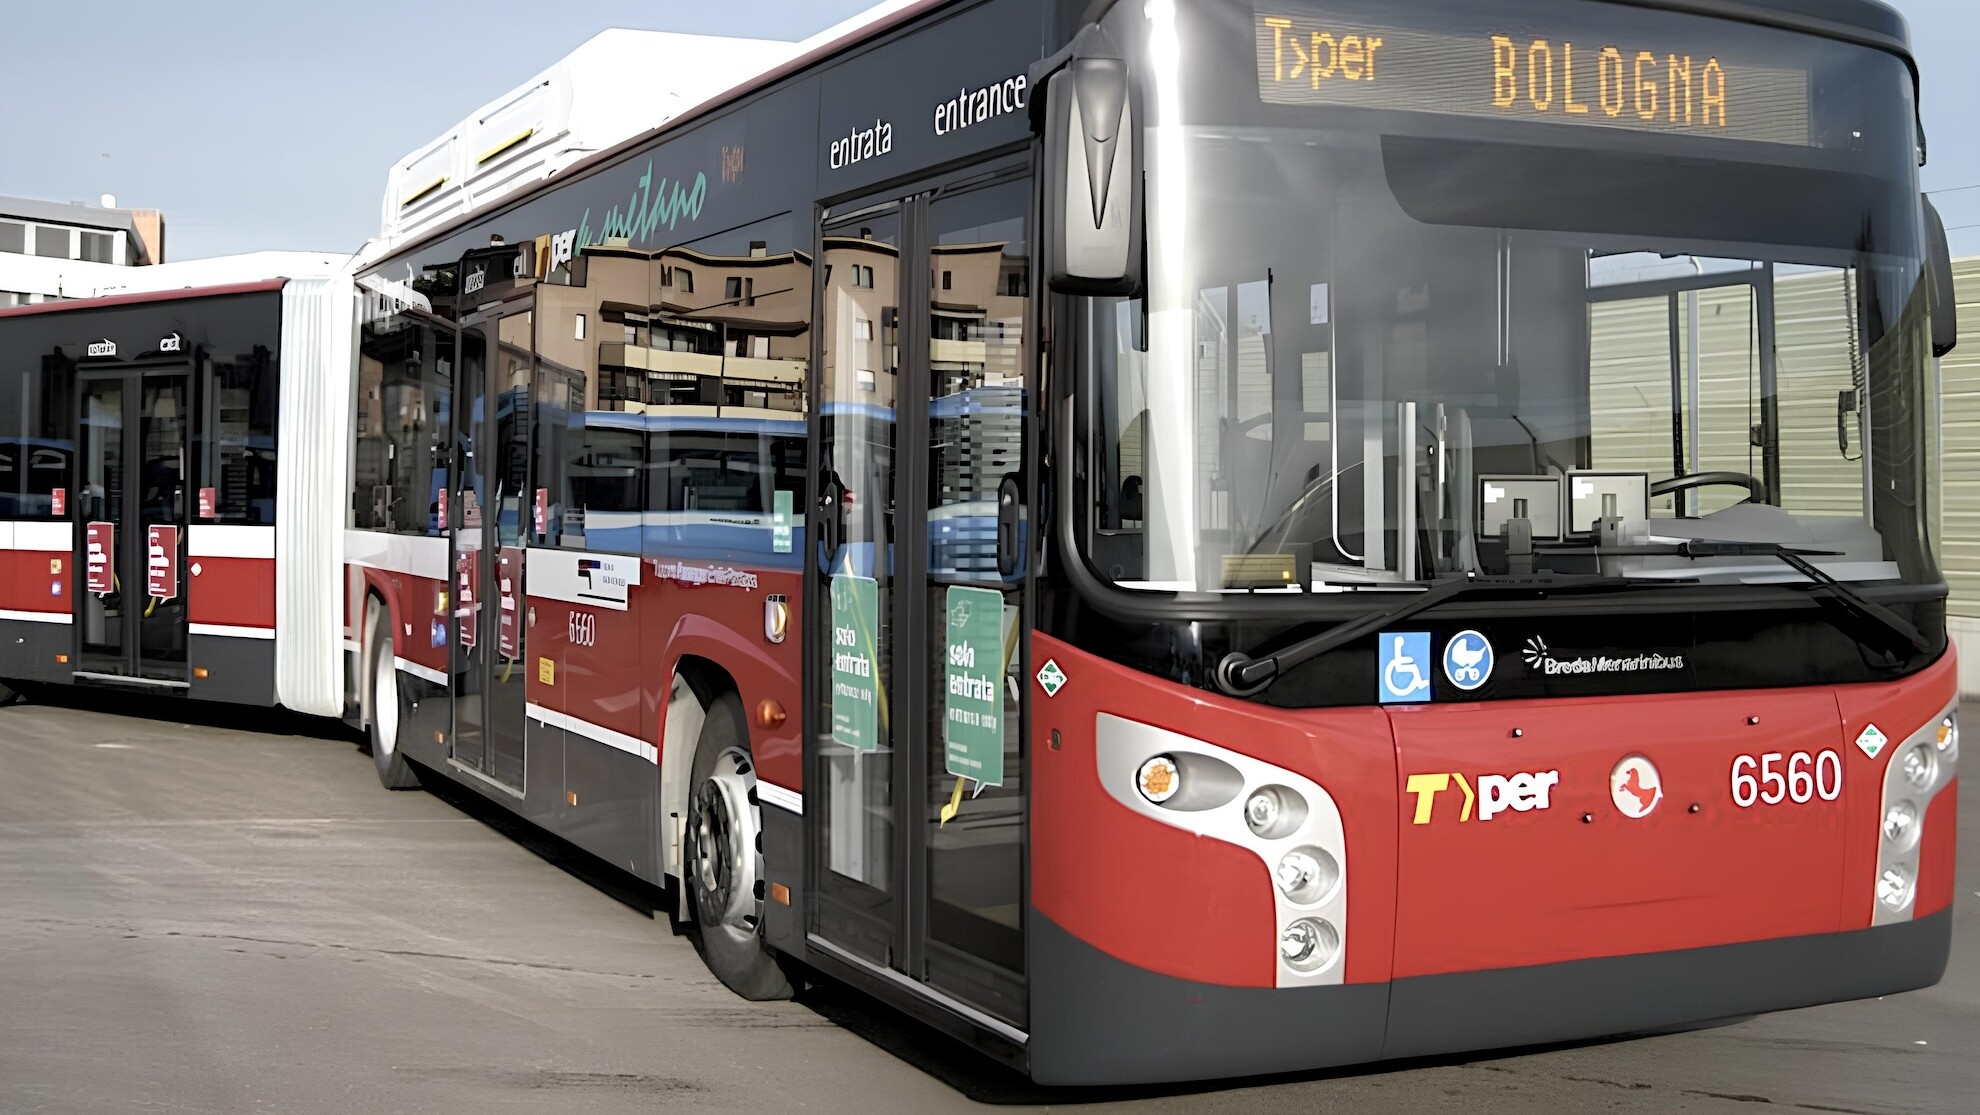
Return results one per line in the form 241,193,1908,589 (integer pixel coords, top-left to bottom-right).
0,693,1973,1115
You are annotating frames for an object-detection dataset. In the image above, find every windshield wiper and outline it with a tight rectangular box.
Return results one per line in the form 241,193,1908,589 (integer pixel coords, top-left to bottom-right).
1541,539,1931,658
1214,574,1681,696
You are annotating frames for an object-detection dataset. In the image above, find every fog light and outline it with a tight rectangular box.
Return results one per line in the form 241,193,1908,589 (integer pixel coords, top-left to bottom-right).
1881,800,1920,851
1244,785,1306,839
1877,864,1916,910
1275,846,1341,905
1936,715,1958,755
1279,917,1341,973
1900,744,1938,791
1137,755,1181,804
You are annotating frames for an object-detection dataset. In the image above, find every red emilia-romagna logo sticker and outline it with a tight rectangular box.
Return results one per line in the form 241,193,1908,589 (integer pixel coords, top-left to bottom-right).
1610,754,1663,819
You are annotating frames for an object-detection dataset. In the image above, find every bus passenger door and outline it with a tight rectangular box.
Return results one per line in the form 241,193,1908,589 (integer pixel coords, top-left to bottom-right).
807,165,1032,1033
451,299,535,793
75,369,190,687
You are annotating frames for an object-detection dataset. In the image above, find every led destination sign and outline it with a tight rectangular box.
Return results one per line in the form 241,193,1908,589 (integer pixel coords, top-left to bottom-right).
1254,5,1812,146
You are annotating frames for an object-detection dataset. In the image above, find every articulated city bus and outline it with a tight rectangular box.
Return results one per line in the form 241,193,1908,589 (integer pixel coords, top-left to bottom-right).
0,0,1964,1087
0,272,352,712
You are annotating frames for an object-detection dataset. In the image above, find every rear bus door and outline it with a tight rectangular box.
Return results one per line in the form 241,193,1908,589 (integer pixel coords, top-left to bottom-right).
76,367,190,687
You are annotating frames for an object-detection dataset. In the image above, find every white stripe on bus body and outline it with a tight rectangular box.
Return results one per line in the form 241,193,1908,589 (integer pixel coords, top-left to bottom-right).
5,521,74,552
188,622,275,640
0,608,71,625
756,781,803,814
527,702,658,763
188,524,276,559
394,657,449,687
344,529,449,582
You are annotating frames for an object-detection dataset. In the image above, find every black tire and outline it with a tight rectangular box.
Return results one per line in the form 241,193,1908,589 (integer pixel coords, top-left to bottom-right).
366,603,420,790
685,693,793,1000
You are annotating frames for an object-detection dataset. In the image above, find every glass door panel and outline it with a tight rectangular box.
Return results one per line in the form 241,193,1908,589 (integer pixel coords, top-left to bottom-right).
812,206,904,967
135,377,189,677
486,309,533,790
451,328,489,774
921,177,1028,1023
77,379,126,670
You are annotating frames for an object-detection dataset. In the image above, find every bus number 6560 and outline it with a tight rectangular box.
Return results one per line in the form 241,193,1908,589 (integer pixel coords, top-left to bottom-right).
568,611,597,648
1731,750,1842,808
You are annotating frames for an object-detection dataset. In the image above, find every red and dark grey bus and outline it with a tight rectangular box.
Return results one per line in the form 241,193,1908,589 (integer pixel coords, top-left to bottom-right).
0,273,351,712
1,0,1964,1086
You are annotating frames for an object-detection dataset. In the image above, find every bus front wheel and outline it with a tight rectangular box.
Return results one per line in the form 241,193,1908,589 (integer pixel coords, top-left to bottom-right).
685,694,794,1000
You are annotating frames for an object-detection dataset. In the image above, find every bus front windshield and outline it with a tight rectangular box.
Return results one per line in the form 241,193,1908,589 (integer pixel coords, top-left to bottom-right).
1084,0,1940,596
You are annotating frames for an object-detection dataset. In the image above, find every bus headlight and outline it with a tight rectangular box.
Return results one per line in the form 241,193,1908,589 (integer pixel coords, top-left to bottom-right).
1936,715,1958,757
1877,864,1916,910
1881,800,1920,852
1275,847,1340,905
1899,744,1938,792
1245,785,1307,839
1136,755,1181,804
1279,917,1341,973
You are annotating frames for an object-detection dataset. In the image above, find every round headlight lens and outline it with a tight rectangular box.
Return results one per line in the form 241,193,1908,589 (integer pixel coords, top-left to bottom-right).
1279,917,1341,973
1900,744,1938,791
1936,715,1958,755
1243,785,1307,839
1881,800,1920,851
1876,863,1916,910
1275,846,1341,905
1136,755,1181,804
1247,788,1282,831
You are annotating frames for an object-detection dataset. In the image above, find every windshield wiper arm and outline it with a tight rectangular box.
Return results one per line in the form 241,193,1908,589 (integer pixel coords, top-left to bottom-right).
1770,548,1931,656
1544,538,1930,657
1214,574,1675,696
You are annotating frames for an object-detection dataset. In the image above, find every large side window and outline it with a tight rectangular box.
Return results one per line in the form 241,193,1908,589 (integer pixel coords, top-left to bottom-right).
206,345,279,524
354,309,453,535
20,352,75,520
529,214,811,561
0,367,22,516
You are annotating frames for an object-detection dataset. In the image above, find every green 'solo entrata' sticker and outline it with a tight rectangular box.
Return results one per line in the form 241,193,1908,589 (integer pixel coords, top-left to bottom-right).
944,585,1006,786
772,489,794,554
830,574,881,752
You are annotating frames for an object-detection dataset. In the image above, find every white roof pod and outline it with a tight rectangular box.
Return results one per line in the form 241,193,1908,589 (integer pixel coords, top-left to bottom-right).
374,29,805,253
367,4,928,261
80,251,352,297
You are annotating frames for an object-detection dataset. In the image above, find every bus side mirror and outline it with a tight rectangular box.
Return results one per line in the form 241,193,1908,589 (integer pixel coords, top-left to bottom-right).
1035,38,1142,296
1924,196,1958,358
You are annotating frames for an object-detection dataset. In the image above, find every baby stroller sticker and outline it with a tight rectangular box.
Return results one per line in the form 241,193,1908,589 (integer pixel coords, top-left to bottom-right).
1443,630,1494,692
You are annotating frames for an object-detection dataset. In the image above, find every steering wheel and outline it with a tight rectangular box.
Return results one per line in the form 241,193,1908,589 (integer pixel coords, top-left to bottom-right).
1651,471,1769,505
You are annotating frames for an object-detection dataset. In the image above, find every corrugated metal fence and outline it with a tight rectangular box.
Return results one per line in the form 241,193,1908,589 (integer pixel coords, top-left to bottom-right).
1943,258,1980,621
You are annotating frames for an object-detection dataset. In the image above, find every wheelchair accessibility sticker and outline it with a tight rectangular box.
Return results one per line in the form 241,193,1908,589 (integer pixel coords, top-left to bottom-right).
1379,631,1433,704
1442,630,1494,691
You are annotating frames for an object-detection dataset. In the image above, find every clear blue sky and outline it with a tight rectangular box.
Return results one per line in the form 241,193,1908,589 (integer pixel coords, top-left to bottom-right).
4,0,1977,259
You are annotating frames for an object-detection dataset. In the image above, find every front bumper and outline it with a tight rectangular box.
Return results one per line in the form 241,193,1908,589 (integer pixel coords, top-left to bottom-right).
1026,908,1951,1086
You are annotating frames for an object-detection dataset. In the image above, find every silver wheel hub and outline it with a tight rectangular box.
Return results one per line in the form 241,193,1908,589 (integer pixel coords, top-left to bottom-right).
691,747,762,932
